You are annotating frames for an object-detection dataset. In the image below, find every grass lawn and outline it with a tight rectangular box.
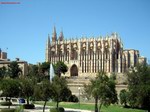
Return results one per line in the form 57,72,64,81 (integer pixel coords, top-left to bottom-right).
35,101,146,112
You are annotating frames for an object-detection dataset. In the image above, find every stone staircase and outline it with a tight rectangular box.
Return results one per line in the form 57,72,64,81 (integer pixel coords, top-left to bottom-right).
67,77,90,97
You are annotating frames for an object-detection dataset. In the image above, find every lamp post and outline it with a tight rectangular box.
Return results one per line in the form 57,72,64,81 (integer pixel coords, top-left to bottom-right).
78,87,80,109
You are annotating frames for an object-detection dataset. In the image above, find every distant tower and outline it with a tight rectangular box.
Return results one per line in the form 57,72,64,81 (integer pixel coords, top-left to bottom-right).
52,26,57,43
45,34,51,62
0,48,1,59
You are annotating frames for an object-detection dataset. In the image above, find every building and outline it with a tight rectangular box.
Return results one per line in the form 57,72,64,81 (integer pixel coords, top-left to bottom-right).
0,50,28,75
0,49,7,60
45,27,146,77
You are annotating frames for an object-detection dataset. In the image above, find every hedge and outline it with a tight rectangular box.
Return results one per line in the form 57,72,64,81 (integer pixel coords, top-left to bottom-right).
50,107,65,112
0,102,12,106
0,108,16,112
23,104,35,109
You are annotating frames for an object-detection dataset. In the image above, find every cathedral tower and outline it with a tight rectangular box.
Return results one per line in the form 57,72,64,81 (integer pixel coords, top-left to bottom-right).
52,26,57,43
45,34,50,62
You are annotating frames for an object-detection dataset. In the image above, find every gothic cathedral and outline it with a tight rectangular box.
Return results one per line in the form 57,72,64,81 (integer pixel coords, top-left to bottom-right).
45,27,146,77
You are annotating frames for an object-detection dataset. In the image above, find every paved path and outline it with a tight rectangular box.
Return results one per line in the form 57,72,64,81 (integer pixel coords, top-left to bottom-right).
25,104,93,112
0,104,93,112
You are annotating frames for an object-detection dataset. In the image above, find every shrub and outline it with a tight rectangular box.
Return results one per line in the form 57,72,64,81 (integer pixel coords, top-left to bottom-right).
23,104,35,109
15,105,24,112
50,107,64,112
0,102,12,106
0,108,16,112
58,107,64,112
68,95,79,102
50,108,57,112
119,89,128,107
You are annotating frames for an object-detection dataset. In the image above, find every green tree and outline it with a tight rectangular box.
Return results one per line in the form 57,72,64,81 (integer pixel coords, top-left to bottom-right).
20,78,34,105
8,61,22,78
54,61,68,77
84,72,117,112
51,76,69,108
39,62,50,76
34,80,53,112
33,85,41,101
0,66,7,79
119,89,128,107
0,79,21,108
127,64,150,111
37,62,50,81
27,64,40,83
28,64,39,77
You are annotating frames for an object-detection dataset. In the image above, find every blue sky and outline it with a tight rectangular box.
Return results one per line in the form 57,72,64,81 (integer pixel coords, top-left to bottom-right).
0,0,150,64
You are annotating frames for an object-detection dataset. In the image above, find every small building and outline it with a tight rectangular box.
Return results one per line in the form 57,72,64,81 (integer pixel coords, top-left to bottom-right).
0,58,28,76
0,50,28,76
0,49,7,60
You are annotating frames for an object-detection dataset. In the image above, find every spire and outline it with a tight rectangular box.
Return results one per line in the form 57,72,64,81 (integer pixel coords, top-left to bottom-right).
52,26,57,42
46,34,51,62
48,34,50,46
0,48,1,59
59,30,64,41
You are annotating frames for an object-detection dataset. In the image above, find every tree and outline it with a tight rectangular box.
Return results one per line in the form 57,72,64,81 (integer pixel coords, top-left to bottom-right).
34,80,53,112
119,89,128,107
0,66,7,79
54,61,68,77
8,61,22,78
0,79,21,108
27,64,40,83
51,76,69,108
84,72,117,112
20,78,34,105
127,64,150,111
28,64,39,77
108,74,118,103
39,62,50,76
36,62,51,81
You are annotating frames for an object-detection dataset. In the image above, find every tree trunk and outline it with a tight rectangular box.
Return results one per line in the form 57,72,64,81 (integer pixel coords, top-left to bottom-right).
95,97,98,112
27,98,29,105
8,97,11,109
99,102,103,112
56,101,59,109
58,73,61,77
43,101,47,112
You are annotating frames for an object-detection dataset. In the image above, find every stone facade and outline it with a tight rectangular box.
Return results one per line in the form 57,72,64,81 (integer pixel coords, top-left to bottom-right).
45,27,146,77
0,50,28,76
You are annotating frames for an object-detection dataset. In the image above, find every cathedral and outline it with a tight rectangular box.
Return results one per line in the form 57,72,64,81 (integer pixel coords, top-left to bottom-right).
45,27,146,77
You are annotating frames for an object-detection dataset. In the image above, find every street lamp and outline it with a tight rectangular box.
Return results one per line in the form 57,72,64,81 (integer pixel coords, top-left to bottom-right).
78,87,80,109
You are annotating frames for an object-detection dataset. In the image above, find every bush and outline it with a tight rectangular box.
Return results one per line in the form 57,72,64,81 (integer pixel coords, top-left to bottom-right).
23,104,35,109
0,102,12,106
68,95,79,102
15,105,24,112
0,108,16,112
50,107,65,112
58,107,64,112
